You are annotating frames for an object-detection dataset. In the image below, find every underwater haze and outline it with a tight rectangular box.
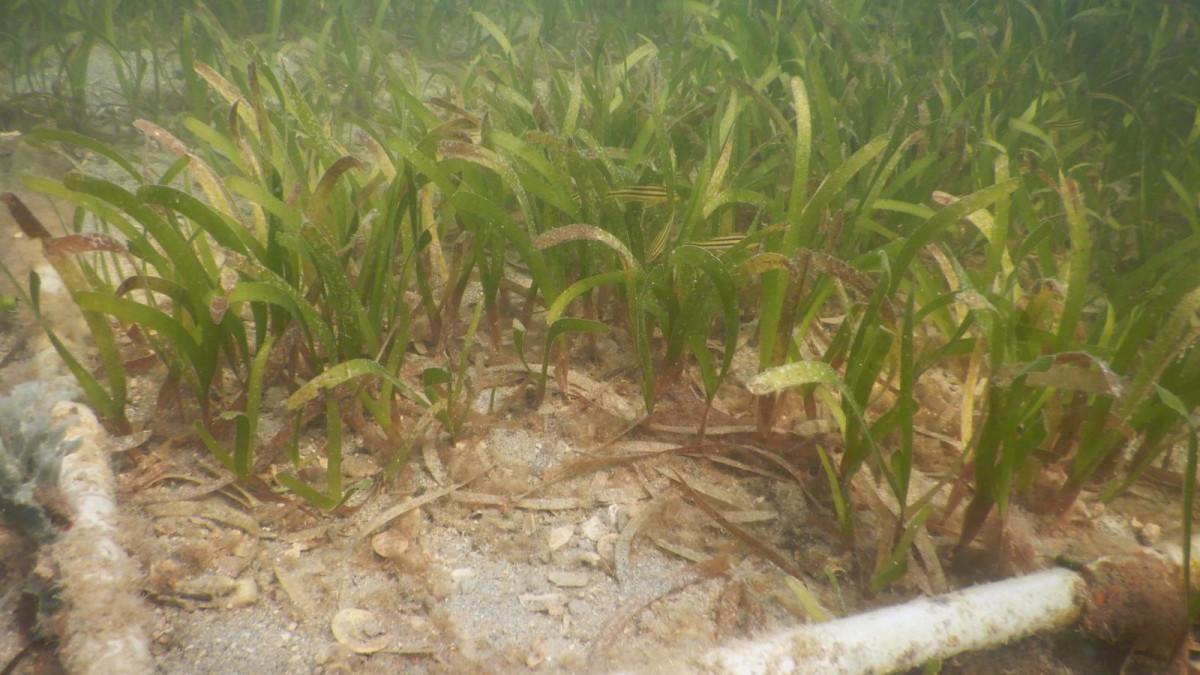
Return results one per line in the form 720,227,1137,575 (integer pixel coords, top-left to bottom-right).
2,0,1200,603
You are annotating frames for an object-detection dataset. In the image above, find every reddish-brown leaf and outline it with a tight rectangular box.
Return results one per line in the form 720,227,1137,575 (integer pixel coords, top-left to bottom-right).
2,192,52,239
45,233,126,257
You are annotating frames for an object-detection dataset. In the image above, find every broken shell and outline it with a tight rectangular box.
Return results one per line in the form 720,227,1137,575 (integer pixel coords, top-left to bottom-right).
331,608,391,654
225,578,258,608
342,453,381,478
581,513,608,541
547,570,589,588
450,568,477,592
519,592,568,616
597,533,619,562
547,525,574,552
173,573,237,599
371,530,410,559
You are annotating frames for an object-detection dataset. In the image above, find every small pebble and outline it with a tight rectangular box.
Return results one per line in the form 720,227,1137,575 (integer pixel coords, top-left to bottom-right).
1136,521,1162,546
225,578,258,608
451,568,477,592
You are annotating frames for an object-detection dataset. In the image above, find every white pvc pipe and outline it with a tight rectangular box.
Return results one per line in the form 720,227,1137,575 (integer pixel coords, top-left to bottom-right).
624,568,1086,675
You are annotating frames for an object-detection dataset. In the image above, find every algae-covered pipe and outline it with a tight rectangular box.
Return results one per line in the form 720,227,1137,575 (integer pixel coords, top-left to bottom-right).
697,568,1085,674
51,400,154,675
620,542,1190,674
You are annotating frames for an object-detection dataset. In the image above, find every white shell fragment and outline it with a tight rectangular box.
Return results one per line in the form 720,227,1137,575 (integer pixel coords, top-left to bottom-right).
331,608,391,654
547,570,589,588
519,592,568,616
581,513,608,541
547,525,574,551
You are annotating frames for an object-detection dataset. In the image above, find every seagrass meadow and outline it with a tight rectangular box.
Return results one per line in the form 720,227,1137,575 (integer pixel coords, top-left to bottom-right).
1,1,1199,672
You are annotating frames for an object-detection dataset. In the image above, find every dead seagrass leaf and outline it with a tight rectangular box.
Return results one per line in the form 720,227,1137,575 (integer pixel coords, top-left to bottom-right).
45,233,126,256
144,498,259,536
134,118,189,156
615,506,651,587
331,608,391,654
2,192,51,238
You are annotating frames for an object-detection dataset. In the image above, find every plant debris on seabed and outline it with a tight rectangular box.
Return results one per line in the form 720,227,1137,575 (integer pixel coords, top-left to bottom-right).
2,0,1200,672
